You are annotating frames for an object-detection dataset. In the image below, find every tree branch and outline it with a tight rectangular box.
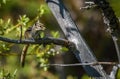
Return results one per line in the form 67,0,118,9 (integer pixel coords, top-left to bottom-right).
43,62,117,67
91,0,120,78
81,0,120,78
0,36,75,49
45,0,110,78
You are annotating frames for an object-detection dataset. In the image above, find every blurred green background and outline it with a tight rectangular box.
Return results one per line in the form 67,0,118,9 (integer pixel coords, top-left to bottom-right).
0,0,120,79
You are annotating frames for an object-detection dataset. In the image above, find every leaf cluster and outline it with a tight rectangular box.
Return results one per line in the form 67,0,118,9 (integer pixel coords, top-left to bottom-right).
0,69,17,79
0,2,69,73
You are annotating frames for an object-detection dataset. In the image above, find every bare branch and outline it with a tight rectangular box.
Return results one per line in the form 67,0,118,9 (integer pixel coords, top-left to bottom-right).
41,62,117,67
110,65,119,79
0,36,75,49
92,1,120,78
46,0,110,77
82,0,120,78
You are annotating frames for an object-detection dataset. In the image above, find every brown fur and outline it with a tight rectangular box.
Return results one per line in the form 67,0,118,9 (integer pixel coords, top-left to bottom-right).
20,20,45,67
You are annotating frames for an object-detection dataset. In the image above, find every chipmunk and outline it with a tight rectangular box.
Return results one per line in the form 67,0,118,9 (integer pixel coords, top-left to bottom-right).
20,20,45,67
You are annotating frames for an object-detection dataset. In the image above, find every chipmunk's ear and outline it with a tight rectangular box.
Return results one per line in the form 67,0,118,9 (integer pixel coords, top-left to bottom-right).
35,20,43,27
34,20,40,26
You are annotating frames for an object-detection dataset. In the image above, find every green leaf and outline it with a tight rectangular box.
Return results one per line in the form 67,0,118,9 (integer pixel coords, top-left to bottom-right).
37,4,51,17
38,5,45,16
61,47,69,52
51,31,60,38
40,32,45,38
18,15,29,26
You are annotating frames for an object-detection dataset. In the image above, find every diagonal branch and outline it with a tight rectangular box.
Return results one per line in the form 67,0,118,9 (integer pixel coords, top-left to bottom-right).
92,0,120,78
82,0,120,78
45,0,110,78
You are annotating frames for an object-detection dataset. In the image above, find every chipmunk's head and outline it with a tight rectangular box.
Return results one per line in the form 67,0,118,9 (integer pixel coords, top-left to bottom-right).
33,20,46,31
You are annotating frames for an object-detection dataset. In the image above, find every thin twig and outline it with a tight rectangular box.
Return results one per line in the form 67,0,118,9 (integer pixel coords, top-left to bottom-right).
0,53,36,56
41,62,117,67
112,36,120,64
19,25,22,42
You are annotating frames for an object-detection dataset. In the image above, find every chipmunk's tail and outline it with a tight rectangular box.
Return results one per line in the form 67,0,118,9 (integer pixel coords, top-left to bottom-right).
20,44,29,67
